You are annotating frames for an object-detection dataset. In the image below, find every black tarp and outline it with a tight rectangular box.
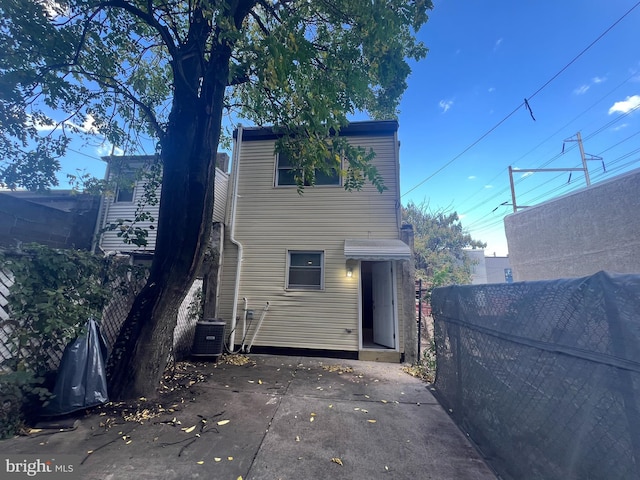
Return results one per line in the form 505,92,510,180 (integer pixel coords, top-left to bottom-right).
431,271,640,480
43,318,109,416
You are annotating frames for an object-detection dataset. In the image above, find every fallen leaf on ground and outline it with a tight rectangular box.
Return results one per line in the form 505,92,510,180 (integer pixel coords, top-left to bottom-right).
331,457,344,466
196,461,204,465
217,420,230,426
214,457,222,462
367,419,377,423
182,425,196,433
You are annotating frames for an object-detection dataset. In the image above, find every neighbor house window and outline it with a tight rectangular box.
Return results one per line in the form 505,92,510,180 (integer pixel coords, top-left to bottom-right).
115,184,134,203
113,171,136,203
276,152,340,187
287,251,324,290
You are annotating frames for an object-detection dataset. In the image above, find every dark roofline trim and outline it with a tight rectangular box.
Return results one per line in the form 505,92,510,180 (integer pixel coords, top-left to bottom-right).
234,120,399,141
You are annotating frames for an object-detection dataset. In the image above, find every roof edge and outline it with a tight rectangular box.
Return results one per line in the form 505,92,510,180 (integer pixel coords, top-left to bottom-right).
235,120,399,141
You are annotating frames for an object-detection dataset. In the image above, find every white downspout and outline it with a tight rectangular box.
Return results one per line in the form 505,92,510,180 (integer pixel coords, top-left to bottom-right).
228,125,244,350
91,159,111,254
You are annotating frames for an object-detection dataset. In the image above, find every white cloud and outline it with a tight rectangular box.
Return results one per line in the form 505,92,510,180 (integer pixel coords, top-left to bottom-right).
37,0,67,19
96,143,124,157
574,85,590,95
520,171,534,178
612,123,629,131
494,38,503,51
27,113,100,134
484,184,493,189
439,99,453,113
488,87,496,93
574,76,607,95
66,114,99,134
468,175,476,180
608,95,640,115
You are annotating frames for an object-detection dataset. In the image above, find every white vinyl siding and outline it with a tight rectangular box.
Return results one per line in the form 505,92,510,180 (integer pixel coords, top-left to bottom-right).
212,169,229,223
218,132,404,352
100,166,228,253
99,176,159,252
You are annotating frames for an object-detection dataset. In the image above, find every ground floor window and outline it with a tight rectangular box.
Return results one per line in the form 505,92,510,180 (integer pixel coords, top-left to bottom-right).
287,251,324,290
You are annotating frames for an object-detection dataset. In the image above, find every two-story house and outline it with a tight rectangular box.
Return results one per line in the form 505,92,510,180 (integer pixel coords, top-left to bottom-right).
95,121,415,362
216,121,414,362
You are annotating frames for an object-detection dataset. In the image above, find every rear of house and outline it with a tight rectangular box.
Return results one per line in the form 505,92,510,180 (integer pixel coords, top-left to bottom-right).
216,121,414,361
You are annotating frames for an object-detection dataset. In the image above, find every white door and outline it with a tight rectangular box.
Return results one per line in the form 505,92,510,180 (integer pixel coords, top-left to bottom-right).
372,261,395,348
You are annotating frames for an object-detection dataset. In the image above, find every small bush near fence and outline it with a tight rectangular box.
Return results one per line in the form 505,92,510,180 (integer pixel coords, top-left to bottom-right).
0,245,140,438
0,245,204,438
431,271,640,480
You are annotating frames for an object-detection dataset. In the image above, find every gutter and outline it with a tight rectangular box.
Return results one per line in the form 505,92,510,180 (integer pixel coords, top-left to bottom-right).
228,125,244,350
91,159,111,254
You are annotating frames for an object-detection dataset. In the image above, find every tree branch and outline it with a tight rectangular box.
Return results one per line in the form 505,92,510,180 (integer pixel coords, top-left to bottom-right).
100,0,179,60
68,66,166,141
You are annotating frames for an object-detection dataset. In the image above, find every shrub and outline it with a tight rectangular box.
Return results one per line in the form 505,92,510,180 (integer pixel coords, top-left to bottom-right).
0,244,118,437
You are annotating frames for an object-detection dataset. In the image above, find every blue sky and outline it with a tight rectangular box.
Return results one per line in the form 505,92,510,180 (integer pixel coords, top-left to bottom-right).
55,1,640,256
396,0,640,255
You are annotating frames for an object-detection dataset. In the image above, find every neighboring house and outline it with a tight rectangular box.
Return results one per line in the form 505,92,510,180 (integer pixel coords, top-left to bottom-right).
0,190,100,250
467,249,512,284
96,154,230,259
216,120,415,362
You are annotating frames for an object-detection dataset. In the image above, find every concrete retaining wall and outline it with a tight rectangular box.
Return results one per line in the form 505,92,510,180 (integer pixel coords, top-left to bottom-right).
504,168,640,281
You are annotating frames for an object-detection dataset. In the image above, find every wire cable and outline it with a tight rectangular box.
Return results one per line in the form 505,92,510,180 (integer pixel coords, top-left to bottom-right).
401,1,640,199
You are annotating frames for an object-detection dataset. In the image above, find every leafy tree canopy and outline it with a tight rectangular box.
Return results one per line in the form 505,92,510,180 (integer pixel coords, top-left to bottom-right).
403,200,486,289
0,0,432,190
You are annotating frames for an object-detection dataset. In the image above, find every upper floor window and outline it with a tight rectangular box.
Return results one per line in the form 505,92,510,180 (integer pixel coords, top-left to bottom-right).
113,170,136,203
276,152,340,187
115,183,135,203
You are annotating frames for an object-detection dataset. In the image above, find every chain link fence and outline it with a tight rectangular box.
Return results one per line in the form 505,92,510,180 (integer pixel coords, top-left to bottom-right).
1,263,203,372
431,271,640,480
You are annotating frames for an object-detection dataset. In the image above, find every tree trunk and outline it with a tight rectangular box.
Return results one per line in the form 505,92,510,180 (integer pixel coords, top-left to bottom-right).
107,49,231,401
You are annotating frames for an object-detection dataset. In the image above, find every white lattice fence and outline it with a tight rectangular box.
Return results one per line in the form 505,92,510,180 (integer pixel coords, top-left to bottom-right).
0,269,15,368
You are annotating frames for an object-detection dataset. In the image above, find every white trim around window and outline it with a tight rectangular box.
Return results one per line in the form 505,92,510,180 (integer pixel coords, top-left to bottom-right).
275,152,341,187
286,250,325,290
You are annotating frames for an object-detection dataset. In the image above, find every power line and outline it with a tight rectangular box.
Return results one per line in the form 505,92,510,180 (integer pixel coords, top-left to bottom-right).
401,1,640,199
461,101,640,225
469,148,640,234
454,70,639,211
464,137,640,232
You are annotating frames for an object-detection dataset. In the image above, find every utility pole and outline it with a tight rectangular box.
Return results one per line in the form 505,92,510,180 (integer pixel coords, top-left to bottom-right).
563,132,599,186
507,132,604,213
